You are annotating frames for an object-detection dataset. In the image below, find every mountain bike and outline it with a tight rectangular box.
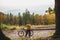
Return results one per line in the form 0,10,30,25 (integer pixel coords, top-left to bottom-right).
18,28,34,37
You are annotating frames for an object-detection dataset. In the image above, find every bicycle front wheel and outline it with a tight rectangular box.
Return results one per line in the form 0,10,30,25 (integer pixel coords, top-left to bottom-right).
30,30,34,36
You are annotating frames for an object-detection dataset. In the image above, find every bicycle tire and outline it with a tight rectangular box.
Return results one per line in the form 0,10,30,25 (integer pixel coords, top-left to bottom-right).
18,30,24,37
30,30,34,36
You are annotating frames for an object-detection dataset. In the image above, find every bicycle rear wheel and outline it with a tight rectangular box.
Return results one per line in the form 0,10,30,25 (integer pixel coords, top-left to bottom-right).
18,30,24,37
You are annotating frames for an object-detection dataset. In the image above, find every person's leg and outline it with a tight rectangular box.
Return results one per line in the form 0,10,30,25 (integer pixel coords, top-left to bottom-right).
28,30,31,38
25,30,28,37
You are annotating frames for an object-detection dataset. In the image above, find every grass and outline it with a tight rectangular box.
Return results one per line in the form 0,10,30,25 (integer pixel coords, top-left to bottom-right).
1,24,55,30
1,24,27,30
19,37,60,40
50,32,54,35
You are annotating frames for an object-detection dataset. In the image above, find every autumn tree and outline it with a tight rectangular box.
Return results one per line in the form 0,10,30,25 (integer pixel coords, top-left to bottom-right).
39,15,44,25
43,14,49,25
0,12,10,40
34,14,40,25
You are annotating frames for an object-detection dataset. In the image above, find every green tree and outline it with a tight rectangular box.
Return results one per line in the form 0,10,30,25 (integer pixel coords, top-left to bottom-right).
18,12,22,26
31,12,35,25
13,16,18,25
9,13,13,25
6,14,10,24
46,7,53,14
34,14,40,25
2,14,6,24
23,9,31,25
43,14,49,25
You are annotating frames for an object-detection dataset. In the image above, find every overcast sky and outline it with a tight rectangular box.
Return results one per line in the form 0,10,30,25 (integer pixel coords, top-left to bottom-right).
0,0,55,15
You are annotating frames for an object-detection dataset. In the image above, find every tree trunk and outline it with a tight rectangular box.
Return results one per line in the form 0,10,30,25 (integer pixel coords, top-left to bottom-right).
53,0,60,38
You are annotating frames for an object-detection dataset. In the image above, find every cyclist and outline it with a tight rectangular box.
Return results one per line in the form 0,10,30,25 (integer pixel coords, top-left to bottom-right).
25,22,31,38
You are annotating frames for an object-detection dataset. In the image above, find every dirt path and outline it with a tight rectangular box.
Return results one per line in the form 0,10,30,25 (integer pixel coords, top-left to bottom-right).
3,29,55,40
3,30,20,40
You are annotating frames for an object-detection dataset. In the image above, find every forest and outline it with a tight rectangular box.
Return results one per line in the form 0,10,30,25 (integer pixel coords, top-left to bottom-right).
1,7,55,26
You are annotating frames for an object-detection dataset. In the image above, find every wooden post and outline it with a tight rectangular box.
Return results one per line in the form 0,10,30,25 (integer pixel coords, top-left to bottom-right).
53,0,60,38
